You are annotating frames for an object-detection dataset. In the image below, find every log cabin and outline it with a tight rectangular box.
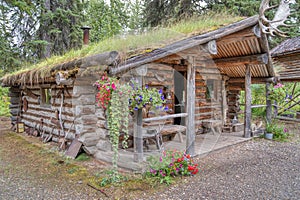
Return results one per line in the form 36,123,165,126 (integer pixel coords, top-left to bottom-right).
1,15,276,170
268,37,300,121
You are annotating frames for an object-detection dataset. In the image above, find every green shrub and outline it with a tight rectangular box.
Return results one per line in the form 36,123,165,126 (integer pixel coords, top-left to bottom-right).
0,86,10,116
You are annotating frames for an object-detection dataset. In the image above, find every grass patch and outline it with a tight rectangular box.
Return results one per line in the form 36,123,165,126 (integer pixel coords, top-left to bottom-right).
75,153,91,161
2,12,242,84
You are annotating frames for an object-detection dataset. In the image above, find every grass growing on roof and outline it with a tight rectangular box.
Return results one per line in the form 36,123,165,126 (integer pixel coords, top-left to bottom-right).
2,12,242,82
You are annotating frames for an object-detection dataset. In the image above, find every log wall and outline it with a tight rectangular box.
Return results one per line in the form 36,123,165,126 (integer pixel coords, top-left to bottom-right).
20,85,76,142
9,86,21,125
226,89,241,121
195,63,224,133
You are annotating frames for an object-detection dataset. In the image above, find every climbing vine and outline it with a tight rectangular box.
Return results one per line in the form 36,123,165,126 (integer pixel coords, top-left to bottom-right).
95,73,166,180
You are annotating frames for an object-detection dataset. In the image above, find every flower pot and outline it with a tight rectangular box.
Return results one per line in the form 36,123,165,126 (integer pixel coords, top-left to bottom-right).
265,132,273,140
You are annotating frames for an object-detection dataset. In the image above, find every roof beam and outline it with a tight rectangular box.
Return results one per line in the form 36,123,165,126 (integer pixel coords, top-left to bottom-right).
228,77,277,84
213,53,268,66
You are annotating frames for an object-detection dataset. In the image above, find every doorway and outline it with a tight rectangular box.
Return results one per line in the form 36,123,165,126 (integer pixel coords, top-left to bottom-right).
174,70,186,125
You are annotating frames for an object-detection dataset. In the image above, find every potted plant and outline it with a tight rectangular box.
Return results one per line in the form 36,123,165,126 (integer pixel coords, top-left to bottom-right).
265,121,274,140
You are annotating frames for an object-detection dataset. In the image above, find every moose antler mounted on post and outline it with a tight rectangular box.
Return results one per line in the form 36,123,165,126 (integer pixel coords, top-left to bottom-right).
259,0,296,37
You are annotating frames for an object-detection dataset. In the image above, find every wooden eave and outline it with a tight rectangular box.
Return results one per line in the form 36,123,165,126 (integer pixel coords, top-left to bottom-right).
0,51,119,87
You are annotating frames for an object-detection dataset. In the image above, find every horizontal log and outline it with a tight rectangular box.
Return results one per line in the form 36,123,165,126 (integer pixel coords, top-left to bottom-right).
143,113,188,122
227,85,244,90
213,53,268,66
275,116,300,123
22,116,75,134
228,77,276,84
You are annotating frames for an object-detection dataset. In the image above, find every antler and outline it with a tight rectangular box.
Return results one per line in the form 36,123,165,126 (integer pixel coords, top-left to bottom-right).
259,0,295,37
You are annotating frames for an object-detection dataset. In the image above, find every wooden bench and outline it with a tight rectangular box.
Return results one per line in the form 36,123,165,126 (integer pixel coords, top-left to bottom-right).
142,113,188,150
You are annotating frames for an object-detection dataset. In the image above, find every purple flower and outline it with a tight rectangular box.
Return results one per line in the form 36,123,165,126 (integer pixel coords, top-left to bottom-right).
159,89,163,94
149,97,153,102
150,168,157,174
164,106,169,111
145,85,149,89
161,95,165,100
159,157,163,162
134,107,138,110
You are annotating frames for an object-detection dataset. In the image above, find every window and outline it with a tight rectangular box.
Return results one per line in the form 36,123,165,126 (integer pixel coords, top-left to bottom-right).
206,79,219,101
40,88,51,107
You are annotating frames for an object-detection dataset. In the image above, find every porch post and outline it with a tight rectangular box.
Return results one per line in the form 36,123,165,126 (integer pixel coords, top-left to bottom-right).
266,83,272,123
134,77,143,162
244,64,252,138
186,56,196,156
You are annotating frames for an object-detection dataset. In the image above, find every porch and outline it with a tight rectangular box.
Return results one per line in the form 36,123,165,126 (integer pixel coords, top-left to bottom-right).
112,130,251,171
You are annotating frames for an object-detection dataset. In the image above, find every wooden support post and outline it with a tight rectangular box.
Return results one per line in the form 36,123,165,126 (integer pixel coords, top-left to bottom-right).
266,83,272,123
244,64,252,138
222,76,229,125
186,56,196,156
274,101,278,117
133,77,143,162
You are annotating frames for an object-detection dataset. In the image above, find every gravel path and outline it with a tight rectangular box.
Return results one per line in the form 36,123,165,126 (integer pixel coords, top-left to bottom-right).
136,135,300,200
1,116,300,199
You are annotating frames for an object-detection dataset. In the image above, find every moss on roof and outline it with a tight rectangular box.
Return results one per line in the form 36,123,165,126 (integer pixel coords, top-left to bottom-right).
1,12,243,85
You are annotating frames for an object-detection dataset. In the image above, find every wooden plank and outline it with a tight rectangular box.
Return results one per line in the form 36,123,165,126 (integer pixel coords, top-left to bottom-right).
258,32,275,76
266,83,272,123
244,64,252,138
228,77,276,84
143,113,188,122
186,56,196,156
133,76,143,163
65,138,82,159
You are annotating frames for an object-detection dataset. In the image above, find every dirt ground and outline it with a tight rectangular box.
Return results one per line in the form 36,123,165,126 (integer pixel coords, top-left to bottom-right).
1,116,299,199
0,117,166,199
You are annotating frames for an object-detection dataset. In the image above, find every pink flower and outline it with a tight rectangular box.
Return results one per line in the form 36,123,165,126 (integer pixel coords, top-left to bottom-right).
112,83,116,90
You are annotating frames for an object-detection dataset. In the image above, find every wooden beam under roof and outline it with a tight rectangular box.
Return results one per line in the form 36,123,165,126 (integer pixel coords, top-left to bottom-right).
213,53,268,66
228,77,276,84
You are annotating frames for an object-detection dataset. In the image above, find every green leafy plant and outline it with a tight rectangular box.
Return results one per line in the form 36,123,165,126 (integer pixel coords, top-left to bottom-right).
99,170,127,187
265,121,275,133
272,124,289,142
75,153,90,161
265,120,289,142
268,83,286,103
146,150,199,185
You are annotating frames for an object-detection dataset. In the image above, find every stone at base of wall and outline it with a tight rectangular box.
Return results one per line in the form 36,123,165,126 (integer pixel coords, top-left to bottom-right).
94,151,143,171
96,140,112,151
82,146,98,155
79,132,102,147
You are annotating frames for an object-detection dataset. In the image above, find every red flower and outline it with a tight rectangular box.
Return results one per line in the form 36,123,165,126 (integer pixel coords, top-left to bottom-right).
186,154,191,159
192,168,199,175
188,165,195,171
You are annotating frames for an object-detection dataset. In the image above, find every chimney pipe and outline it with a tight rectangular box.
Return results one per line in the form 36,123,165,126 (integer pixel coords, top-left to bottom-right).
81,26,91,45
